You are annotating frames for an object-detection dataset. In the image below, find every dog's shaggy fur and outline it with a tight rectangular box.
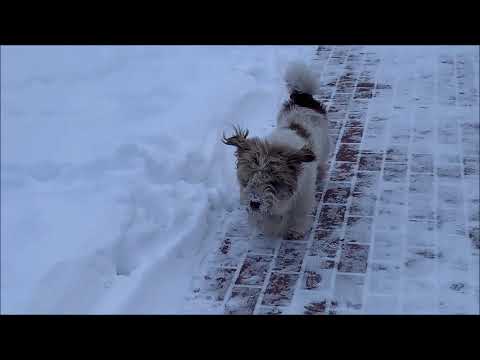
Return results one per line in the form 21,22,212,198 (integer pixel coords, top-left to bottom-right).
223,62,329,239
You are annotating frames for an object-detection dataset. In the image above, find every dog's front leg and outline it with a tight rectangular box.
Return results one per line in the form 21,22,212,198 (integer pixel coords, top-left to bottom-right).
317,162,329,182
286,214,314,240
285,177,315,240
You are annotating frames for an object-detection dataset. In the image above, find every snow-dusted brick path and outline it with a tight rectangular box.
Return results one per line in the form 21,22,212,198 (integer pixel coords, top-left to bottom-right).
184,46,479,315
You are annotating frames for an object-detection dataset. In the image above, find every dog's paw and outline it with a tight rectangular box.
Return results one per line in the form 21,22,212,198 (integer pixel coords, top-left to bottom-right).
284,229,306,241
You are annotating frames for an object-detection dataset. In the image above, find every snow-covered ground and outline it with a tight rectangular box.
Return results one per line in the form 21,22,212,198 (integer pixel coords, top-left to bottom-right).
2,45,479,314
1,45,317,313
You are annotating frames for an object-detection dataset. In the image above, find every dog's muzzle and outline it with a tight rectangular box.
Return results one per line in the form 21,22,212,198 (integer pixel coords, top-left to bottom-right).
247,192,263,213
245,190,274,216
250,200,261,210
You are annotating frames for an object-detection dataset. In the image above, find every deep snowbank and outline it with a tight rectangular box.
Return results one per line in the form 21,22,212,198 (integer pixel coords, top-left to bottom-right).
1,45,317,313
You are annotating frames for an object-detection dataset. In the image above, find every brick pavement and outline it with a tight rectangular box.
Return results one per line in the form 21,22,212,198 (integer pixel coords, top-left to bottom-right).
185,46,479,315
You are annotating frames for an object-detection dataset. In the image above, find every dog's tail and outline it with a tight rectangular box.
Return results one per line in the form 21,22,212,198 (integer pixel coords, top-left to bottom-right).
284,61,319,96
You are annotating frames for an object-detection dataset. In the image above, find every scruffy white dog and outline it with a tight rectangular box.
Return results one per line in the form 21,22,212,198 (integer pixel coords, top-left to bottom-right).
223,62,329,240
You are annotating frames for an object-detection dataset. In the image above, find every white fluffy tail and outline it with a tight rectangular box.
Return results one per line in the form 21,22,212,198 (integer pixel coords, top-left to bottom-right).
284,61,319,95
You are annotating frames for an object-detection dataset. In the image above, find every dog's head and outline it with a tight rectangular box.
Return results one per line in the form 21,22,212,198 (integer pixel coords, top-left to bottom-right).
223,126,315,217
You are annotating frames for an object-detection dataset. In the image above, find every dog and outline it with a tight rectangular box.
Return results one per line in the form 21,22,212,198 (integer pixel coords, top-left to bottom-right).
223,62,330,239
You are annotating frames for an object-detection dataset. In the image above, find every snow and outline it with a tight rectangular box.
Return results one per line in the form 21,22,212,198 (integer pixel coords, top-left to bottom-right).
2,45,478,314
1,45,316,313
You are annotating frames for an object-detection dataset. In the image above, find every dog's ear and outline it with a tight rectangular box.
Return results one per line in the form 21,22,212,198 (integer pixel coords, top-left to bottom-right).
289,145,316,164
222,126,250,151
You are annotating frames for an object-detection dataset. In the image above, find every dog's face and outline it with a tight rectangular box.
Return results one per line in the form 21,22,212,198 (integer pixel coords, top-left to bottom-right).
223,126,315,218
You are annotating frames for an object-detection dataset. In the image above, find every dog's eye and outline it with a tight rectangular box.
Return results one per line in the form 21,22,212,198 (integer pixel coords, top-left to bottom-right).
271,181,285,191
272,181,294,195
239,175,248,186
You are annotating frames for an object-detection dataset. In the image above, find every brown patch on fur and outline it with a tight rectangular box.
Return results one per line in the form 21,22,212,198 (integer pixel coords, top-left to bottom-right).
288,146,316,163
282,90,326,114
288,122,311,140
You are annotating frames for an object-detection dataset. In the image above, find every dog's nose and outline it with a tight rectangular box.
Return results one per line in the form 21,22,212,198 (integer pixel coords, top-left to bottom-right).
250,200,261,210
